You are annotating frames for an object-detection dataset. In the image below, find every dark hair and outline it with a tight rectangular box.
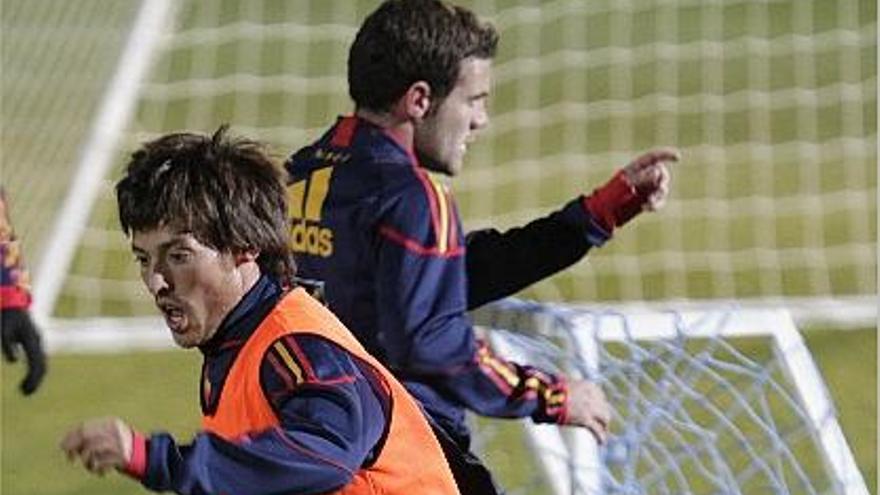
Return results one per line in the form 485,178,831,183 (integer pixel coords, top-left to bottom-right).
348,0,498,112
116,126,296,285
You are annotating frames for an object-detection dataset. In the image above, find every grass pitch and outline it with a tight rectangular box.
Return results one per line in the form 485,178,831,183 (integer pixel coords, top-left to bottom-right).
2,327,874,495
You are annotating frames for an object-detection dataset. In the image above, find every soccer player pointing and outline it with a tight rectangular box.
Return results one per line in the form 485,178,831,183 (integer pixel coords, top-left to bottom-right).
60,127,458,494
286,0,678,491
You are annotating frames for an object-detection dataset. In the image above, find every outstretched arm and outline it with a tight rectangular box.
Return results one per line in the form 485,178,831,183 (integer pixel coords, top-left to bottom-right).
466,147,680,309
60,335,387,495
465,198,601,309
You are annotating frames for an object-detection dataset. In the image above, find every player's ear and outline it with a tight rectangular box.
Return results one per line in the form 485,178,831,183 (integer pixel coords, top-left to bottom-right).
401,81,432,120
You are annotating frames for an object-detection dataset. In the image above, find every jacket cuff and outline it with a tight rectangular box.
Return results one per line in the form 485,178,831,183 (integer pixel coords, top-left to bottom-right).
121,430,148,479
552,377,570,425
558,196,612,247
529,374,570,425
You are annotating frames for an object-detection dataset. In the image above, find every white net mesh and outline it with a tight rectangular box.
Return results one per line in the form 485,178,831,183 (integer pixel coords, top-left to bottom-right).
1,0,142,276
471,299,867,494
6,0,870,320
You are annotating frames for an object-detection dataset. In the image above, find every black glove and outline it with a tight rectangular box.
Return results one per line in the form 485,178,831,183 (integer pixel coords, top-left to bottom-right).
1,309,47,395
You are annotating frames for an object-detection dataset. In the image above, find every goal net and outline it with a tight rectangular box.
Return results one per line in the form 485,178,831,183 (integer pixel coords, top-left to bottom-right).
7,0,872,329
470,299,868,494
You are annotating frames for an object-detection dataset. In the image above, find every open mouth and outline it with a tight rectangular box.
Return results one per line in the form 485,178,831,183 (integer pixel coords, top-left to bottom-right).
158,301,186,333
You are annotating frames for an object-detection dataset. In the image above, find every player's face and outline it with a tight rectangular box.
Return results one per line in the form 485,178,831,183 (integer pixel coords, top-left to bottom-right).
132,227,246,348
415,57,491,176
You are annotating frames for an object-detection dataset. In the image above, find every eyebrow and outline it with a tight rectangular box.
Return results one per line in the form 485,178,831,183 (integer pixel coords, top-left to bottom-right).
468,91,490,103
131,236,191,255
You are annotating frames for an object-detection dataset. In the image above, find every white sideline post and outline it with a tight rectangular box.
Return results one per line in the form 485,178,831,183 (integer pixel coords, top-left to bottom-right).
31,0,177,324
489,331,574,495
487,306,604,495
569,312,603,494
42,316,170,354
771,313,870,495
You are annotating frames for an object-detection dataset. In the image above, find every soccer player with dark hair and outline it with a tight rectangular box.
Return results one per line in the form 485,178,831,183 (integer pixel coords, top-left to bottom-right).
286,0,680,491
60,126,458,494
1,188,47,396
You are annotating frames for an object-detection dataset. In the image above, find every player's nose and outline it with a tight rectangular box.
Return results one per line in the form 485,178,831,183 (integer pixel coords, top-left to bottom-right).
471,106,489,131
144,269,171,296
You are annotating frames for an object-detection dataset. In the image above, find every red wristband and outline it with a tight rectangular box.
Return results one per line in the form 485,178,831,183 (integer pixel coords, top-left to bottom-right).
122,430,148,479
582,170,647,232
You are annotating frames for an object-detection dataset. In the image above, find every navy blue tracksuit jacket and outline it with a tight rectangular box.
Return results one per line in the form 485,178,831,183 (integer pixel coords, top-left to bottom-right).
285,116,611,446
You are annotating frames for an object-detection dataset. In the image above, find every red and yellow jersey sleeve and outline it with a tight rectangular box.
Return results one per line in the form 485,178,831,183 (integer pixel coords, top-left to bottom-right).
0,190,32,309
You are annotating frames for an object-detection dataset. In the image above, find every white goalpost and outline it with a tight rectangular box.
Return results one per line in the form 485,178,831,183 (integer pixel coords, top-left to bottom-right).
473,301,869,494
30,0,178,326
